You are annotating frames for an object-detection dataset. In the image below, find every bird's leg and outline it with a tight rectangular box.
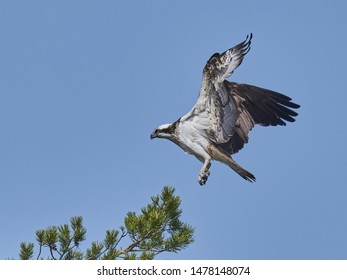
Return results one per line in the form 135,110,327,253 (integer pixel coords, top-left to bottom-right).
198,159,211,186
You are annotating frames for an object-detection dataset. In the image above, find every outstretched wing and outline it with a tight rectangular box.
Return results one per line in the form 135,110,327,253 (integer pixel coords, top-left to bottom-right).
184,34,300,155
204,33,252,87
186,34,252,116
218,82,300,154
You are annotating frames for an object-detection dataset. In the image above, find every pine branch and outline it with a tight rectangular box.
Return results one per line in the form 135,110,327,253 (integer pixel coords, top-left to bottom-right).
18,187,194,260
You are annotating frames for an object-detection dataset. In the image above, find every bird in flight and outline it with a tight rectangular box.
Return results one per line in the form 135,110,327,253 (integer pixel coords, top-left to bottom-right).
151,34,300,185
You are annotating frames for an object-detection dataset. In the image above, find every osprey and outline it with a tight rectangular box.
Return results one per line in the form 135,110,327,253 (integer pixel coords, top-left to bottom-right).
151,34,299,185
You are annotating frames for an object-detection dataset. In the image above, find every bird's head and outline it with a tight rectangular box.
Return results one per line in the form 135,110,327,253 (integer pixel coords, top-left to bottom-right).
150,123,175,140
151,119,181,141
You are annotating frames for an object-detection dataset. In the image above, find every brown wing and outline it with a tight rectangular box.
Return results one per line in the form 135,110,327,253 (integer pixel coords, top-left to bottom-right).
217,81,300,155
203,34,252,86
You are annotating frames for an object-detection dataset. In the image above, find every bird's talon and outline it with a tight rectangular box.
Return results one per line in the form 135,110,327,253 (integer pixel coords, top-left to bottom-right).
199,179,206,186
198,172,209,186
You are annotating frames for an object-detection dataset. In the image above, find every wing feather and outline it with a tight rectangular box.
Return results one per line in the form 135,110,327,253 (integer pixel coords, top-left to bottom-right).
186,34,253,118
219,82,300,154
183,34,300,156
203,34,252,87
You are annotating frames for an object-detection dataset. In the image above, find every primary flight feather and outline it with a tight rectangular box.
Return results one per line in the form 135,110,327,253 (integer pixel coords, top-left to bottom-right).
151,34,300,185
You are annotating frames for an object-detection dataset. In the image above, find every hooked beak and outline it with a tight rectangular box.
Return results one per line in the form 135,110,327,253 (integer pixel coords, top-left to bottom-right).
150,131,157,140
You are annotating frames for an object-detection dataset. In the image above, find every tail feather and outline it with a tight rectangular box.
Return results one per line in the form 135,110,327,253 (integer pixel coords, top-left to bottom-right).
207,144,256,182
226,156,256,182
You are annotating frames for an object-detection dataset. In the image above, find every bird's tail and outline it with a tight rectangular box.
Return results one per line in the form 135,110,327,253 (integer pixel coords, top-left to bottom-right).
207,144,256,182
225,156,256,182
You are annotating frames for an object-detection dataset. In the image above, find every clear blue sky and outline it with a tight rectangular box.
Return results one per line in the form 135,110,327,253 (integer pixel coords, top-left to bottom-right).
1,0,346,260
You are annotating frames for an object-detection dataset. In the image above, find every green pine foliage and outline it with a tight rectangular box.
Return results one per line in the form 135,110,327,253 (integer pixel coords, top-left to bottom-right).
19,187,194,260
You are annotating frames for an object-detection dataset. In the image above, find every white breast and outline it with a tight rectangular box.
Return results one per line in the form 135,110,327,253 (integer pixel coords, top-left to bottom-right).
175,117,211,161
